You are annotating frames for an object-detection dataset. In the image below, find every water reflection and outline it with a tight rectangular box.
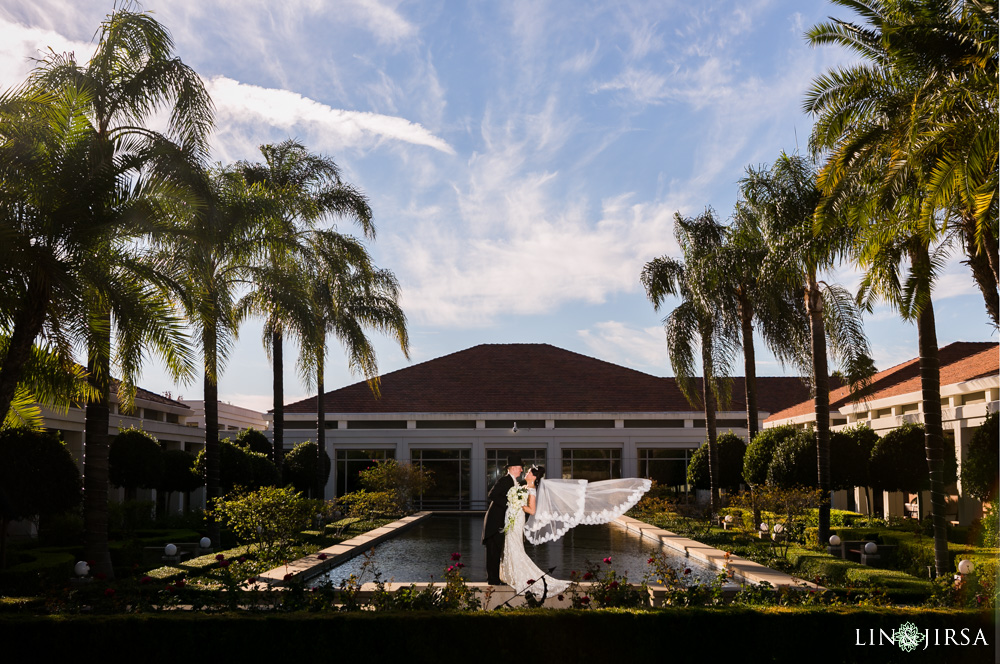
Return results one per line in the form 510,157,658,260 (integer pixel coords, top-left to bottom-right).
311,515,717,587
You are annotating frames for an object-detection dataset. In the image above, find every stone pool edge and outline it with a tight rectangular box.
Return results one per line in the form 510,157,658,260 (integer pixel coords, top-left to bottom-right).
253,511,434,587
255,511,821,598
611,515,823,591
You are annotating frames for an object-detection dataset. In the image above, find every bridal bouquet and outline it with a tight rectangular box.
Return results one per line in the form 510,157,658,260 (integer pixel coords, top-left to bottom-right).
503,485,528,533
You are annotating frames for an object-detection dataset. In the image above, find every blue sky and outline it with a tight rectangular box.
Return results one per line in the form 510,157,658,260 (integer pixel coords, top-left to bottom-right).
2,1,995,412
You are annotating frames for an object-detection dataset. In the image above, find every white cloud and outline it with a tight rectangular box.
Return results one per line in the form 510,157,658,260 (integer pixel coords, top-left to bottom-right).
205,76,455,155
0,15,94,87
577,321,668,372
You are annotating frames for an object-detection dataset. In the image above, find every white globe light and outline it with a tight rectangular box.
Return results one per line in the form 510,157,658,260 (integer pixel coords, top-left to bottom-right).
864,542,878,555
958,559,974,575
199,537,211,549
724,515,733,523
759,523,769,532
774,523,784,534
829,535,842,546
164,543,178,557
74,561,90,577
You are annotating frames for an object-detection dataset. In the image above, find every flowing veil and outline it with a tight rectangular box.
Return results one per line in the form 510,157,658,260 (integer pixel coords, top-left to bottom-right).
524,477,651,545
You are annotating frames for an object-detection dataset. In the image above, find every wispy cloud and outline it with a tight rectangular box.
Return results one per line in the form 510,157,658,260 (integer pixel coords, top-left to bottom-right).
578,321,668,373
205,76,455,155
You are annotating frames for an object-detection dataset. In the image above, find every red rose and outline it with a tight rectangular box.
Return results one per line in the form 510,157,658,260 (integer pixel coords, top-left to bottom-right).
450,552,462,561
215,554,225,561
104,588,115,597
602,557,612,565
175,578,186,587
140,575,152,584
527,579,535,585
609,581,619,589
317,553,328,560
647,558,655,564
583,572,594,580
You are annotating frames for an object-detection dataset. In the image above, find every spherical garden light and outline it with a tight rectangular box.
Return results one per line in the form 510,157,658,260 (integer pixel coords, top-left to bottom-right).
958,559,974,575
829,535,841,547
773,523,784,534
724,515,733,523
199,537,211,549
864,542,878,555
759,523,769,532
164,543,178,557
74,561,90,577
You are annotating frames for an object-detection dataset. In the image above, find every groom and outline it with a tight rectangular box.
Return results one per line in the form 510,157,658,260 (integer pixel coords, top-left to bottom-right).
481,455,523,586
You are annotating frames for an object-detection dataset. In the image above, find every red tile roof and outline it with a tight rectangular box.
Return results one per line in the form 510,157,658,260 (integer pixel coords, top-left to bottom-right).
765,341,998,422
284,343,809,415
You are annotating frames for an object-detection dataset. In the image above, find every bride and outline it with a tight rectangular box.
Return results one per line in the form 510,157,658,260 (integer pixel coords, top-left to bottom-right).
499,466,651,595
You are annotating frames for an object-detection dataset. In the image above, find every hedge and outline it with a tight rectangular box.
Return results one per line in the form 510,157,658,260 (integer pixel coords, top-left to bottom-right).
0,609,993,663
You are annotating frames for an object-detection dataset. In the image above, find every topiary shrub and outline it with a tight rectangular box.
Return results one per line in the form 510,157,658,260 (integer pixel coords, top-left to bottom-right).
686,432,747,492
212,486,314,564
197,439,280,495
283,441,331,498
743,425,798,486
109,427,164,500
235,428,273,459
766,429,817,488
961,411,998,502
869,422,957,494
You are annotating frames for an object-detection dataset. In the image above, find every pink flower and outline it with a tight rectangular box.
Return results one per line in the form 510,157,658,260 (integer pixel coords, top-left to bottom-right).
215,554,225,561
583,572,594,581
447,566,454,572
527,579,535,585
450,552,462,561
602,557,612,565
456,563,465,568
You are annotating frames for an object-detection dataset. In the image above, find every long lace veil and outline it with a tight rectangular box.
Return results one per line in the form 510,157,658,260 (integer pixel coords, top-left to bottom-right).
524,477,651,545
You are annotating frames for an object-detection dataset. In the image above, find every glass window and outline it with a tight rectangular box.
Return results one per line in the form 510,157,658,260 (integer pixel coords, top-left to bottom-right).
561,448,621,481
638,448,692,495
411,448,471,509
335,449,395,497
485,448,546,490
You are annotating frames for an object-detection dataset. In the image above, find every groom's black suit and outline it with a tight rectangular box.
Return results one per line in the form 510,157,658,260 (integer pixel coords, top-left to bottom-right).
482,472,515,585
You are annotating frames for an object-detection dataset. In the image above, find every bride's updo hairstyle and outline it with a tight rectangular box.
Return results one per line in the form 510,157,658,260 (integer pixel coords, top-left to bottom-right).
530,466,546,483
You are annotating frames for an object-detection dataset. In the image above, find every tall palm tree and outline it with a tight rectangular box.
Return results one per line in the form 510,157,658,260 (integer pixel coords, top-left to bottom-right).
722,204,811,440
740,154,875,545
295,230,409,499
4,7,208,575
805,0,998,326
642,210,738,513
238,140,375,472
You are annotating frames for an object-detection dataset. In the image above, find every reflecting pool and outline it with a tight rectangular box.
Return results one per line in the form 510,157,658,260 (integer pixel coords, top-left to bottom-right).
310,515,721,587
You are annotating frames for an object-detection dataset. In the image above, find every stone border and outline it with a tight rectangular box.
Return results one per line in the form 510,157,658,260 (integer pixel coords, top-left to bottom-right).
253,512,433,587
612,515,823,591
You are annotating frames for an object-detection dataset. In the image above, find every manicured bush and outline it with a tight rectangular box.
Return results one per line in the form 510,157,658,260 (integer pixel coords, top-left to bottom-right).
869,423,957,494
235,428,273,459
212,486,314,563
357,459,433,512
767,429,817,488
283,441,331,498
158,450,202,501
830,424,878,491
109,428,164,500
686,432,746,492
743,425,798,486
197,439,280,495
961,411,998,502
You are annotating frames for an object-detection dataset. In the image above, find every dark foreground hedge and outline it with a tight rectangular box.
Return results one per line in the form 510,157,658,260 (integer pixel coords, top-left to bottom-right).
0,608,994,664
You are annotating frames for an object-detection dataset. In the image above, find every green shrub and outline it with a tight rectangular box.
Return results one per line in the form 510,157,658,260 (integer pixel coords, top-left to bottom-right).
235,428,273,459
743,425,797,486
961,411,998,502
357,459,432,512
869,422,957,494
109,428,163,499
337,489,402,519
686,432,746,491
211,486,314,564
283,441,331,498
0,428,81,523
767,429,817,488
197,439,280,494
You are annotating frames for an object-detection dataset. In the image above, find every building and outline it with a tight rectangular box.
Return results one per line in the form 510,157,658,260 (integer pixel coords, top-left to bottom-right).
275,343,810,508
765,341,998,524
179,399,268,434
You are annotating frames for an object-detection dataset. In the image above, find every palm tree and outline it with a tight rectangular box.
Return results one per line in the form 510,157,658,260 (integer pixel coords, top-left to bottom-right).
804,1,981,572
722,204,811,440
238,140,375,472
642,210,738,513
805,0,998,326
290,230,409,498
3,7,208,575
740,154,875,546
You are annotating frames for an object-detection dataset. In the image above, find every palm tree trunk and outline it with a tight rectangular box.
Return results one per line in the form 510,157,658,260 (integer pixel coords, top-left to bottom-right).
203,325,221,546
83,317,114,579
912,248,950,576
316,352,326,501
700,327,720,512
272,330,284,471
739,294,759,440
807,278,832,545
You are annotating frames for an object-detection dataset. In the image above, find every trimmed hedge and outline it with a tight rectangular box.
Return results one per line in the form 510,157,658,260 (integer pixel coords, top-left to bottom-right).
0,609,992,663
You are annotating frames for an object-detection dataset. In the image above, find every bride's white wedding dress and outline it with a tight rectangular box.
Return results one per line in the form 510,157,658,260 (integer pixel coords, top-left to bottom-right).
499,477,651,595
500,488,571,595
